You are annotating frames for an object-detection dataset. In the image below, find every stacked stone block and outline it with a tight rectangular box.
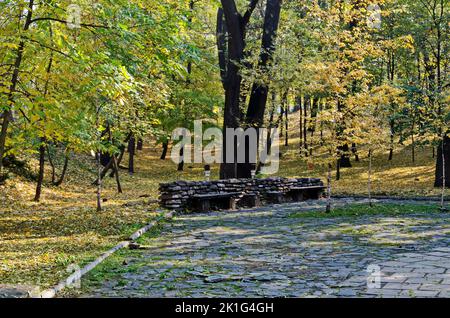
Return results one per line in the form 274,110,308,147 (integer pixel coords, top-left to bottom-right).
159,177,323,211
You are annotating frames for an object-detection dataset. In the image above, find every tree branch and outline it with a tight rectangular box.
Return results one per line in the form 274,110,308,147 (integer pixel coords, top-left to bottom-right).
30,17,109,29
242,0,259,26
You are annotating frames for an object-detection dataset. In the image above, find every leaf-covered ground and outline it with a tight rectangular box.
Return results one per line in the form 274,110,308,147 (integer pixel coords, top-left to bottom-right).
0,138,448,289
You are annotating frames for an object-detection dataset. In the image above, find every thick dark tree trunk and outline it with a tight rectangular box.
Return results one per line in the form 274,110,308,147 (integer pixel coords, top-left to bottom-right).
284,92,288,147
137,139,143,151
93,158,114,185
107,126,123,193
96,149,102,212
298,96,303,152
217,4,246,179
434,136,450,188
160,141,168,160
303,96,309,155
218,0,281,179
388,120,394,161
336,100,351,168
279,102,284,138
128,135,135,175
100,152,111,167
177,146,184,171
336,158,341,181
338,144,352,168
109,145,126,178
34,141,45,202
0,111,12,175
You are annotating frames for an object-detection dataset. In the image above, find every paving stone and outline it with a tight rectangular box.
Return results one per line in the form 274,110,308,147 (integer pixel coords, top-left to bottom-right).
75,198,450,298
382,274,408,283
413,267,446,274
399,290,440,297
419,284,450,291
438,291,450,297
405,277,439,284
383,283,421,290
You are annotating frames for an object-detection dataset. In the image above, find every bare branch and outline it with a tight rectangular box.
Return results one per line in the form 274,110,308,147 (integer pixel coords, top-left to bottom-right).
30,17,109,29
242,0,259,26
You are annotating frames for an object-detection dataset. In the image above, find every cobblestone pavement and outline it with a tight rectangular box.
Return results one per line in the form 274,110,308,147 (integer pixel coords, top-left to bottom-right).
81,198,450,298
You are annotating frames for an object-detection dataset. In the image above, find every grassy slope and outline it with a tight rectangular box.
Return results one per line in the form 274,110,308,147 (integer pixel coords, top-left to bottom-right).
0,113,448,287
276,109,448,197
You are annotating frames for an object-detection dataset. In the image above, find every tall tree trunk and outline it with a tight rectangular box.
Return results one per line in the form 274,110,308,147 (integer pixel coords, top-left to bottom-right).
34,140,45,202
53,152,69,186
388,119,394,160
108,126,123,193
303,95,309,155
326,163,332,213
336,156,341,181
128,135,135,175
284,92,288,147
160,141,169,160
217,3,245,179
112,155,123,193
279,101,285,138
93,157,114,185
177,146,184,171
217,0,281,179
96,104,102,211
240,0,282,178
33,25,54,202
47,145,56,184
338,144,352,168
96,148,102,212
137,139,143,151
368,149,373,207
435,136,450,188
47,145,69,186
109,145,126,178
0,0,34,174
298,96,303,153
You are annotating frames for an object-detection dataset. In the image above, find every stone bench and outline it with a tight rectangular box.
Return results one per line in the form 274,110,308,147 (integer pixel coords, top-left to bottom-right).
238,193,261,208
190,192,240,212
287,186,326,201
266,191,285,204
159,177,324,212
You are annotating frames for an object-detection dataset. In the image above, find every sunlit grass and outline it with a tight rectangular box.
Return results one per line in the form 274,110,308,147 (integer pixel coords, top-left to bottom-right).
288,203,443,218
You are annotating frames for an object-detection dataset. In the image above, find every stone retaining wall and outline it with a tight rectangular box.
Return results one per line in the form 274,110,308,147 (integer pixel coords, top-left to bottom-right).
159,177,324,211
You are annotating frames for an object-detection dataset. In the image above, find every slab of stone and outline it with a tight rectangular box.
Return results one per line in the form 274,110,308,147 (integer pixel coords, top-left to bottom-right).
0,285,41,298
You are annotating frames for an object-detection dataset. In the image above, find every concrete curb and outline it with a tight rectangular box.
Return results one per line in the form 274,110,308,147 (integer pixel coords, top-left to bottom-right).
38,211,174,298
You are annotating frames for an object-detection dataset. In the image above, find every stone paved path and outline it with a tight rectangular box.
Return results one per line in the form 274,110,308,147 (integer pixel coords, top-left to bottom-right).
81,198,450,298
